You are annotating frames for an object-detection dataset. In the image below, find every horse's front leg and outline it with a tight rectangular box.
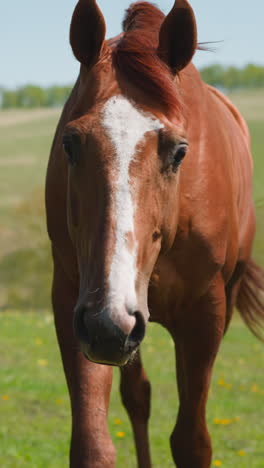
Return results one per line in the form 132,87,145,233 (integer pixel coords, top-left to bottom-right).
169,275,226,468
52,254,116,468
120,350,151,468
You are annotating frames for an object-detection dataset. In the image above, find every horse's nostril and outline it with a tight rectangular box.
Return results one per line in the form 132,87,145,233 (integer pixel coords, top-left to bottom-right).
74,305,145,361
126,311,145,352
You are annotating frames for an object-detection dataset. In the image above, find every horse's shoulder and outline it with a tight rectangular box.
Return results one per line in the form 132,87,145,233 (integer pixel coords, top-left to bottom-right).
206,85,250,146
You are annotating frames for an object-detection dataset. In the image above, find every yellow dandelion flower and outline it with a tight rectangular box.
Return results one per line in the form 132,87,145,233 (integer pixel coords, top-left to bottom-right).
213,460,222,466
37,359,48,367
237,450,246,456
2,395,10,401
217,378,232,389
213,418,233,425
35,338,43,345
116,431,125,438
251,384,259,393
213,418,222,425
55,399,63,405
114,418,122,425
218,378,225,386
221,418,232,425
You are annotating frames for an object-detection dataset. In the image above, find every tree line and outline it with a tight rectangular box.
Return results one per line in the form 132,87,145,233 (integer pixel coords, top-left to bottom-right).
200,64,264,90
0,85,72,109
1,64,264,109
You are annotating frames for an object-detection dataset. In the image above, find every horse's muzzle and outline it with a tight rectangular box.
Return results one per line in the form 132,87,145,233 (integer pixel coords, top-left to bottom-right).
73,305,146,366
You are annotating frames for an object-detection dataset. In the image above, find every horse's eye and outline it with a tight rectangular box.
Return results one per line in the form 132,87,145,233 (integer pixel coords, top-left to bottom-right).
158,132,188,175
172,143,188,172
63,136,77,166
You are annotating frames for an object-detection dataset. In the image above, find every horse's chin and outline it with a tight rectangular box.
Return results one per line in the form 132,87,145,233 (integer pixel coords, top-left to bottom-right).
81,346,138,367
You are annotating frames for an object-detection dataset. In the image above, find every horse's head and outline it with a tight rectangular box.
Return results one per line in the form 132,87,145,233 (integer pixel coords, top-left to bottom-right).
64,0,197,365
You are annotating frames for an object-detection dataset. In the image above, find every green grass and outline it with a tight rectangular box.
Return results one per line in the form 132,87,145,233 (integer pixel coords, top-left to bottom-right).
1,312,264,467
0,90,263,467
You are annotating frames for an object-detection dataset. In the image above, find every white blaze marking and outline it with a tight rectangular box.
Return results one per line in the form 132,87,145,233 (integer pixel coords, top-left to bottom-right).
102,96,163,311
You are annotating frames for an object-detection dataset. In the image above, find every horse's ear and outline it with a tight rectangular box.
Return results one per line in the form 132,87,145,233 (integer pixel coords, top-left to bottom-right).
70,0,106,69
158,0,197,73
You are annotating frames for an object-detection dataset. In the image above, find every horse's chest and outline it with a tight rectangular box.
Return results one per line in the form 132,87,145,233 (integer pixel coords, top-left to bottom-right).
147,234,225,325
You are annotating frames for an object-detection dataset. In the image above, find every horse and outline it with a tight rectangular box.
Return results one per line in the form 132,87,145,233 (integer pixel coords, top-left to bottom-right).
45,0,264,466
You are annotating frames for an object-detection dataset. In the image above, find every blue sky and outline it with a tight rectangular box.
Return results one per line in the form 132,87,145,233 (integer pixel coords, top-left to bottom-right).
1,0,263,88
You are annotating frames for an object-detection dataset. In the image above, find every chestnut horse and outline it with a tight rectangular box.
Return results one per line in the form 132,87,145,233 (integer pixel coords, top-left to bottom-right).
45,1,264,467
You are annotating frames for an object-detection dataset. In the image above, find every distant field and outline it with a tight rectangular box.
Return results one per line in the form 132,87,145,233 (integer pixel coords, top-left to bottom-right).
228,90,264,266
227,89,264,122
0,108,60,310
0,90,264,467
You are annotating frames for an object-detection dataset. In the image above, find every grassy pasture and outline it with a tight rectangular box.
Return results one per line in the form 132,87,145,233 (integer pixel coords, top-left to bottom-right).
0,90,264,467
2,312,264,468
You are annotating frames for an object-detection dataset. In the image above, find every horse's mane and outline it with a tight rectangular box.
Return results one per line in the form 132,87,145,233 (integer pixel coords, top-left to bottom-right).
113,2,181,118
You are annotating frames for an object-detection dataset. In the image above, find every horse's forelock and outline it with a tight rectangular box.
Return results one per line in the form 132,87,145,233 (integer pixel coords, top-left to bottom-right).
113,2,182,119
122,2,164,33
